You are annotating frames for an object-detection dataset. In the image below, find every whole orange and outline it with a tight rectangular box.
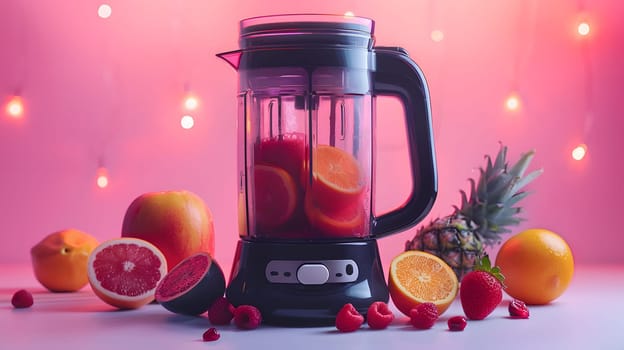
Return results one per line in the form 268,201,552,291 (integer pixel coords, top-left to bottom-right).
121,190,215,271
31,229,99,292
495,228,574,305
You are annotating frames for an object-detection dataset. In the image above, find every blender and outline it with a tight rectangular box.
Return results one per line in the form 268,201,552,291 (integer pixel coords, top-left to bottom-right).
218,14,437,326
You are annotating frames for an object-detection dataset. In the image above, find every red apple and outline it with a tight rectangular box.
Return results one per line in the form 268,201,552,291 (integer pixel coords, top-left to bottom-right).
121,190,215,271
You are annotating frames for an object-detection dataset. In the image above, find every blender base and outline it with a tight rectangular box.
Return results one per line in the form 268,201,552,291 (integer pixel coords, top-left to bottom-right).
226,239,389,327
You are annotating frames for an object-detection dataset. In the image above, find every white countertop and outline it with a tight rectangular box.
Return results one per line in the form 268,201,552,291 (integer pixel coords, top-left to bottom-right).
2,264,623,350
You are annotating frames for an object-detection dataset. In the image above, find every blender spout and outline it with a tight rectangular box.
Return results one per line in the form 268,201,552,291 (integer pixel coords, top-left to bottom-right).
217,50,243,70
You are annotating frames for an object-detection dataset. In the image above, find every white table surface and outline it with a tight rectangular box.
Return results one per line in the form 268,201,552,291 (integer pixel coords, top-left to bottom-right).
2,264,623,350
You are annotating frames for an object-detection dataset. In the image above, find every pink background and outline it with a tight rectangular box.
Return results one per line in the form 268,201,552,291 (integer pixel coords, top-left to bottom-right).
1,0,623,278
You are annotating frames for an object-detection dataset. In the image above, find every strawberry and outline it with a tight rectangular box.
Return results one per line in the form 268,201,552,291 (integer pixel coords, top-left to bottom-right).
459,255,505,320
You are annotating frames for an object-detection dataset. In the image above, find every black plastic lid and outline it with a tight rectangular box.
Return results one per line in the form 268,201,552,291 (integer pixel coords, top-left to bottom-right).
239,14,375,49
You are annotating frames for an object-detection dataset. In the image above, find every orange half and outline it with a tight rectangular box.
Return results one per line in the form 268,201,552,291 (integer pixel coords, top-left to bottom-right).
388,250,459,316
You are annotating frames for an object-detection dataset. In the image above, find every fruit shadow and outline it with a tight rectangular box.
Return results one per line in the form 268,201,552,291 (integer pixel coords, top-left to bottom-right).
3,289,116,313
84,307,211,329
162,313,212,329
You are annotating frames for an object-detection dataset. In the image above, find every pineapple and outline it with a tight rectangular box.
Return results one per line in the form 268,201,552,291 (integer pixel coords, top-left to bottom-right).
405,144,543,280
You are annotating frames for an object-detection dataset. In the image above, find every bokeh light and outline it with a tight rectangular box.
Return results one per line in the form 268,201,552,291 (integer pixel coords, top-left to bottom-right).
96,167,109,188
505,93,521,111
5,96,24,118
184,96,199,110
577,21,590,36
98,4,112,19
431,30,445,42
572,144,587,161
181,115,195,129
344,11,355,17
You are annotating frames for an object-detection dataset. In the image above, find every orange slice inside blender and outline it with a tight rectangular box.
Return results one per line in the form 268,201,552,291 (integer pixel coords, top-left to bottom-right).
303,191,366,238
253,164,298,231
308,145,365,212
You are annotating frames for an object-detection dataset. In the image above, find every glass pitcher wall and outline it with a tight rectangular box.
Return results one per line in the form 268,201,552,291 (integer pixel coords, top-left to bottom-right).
237,68,373,240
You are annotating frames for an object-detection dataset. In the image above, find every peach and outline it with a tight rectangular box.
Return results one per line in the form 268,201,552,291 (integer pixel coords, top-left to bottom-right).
121,190,215,271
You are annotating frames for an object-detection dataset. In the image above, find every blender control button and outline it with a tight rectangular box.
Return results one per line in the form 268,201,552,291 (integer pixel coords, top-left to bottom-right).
296,264,329,285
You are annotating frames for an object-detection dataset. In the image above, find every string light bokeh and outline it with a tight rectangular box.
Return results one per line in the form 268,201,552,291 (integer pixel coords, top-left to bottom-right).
577,21,591,36
0,3,591,180
0,3,600,184
97,4,112,19
5,96,24,118
96,167,109,189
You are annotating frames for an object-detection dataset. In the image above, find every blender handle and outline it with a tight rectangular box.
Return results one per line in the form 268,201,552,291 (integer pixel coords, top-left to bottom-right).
371,47,438,238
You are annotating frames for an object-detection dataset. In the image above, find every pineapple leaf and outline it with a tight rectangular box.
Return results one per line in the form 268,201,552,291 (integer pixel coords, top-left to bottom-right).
508,149,535,178
459,189,469,211
477,170,488,201
498,178,521,202
486,170,511,197
505,191,530,208
456,144,542,247
511,168,544,194
486,155,494,174
493,144,508,171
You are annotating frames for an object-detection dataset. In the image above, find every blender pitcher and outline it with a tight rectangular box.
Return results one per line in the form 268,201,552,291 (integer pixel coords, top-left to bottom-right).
218,14,437,326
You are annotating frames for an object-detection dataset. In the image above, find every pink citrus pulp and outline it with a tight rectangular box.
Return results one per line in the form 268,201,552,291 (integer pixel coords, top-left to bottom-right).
87,238,167,309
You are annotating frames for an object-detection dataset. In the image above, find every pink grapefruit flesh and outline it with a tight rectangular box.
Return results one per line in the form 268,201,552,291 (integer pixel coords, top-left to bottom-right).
155,252,225,315
87,238,167,309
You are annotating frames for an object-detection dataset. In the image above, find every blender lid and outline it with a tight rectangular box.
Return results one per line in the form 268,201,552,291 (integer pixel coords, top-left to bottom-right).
238,14,375,49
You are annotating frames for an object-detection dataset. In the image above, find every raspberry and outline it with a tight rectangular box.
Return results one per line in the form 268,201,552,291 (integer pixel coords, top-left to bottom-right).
448,316,467,331
335,303,364,332
409,302,438,329
233,305,262,330
208,297,235,325
508,299,530,319
11,289,33,309
366,301,394,329
202,327,220,341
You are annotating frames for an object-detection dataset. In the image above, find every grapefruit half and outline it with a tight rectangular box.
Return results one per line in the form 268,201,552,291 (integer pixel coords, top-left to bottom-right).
155,252,226,315
87,238,168,309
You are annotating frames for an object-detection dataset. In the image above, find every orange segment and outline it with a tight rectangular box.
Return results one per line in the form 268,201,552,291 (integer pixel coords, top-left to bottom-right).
309,145,364,211
253,164,299,231
388,250,459,316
